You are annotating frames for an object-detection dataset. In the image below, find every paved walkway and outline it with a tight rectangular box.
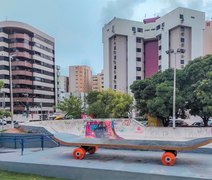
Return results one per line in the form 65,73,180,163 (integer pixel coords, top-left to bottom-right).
0,147,211,180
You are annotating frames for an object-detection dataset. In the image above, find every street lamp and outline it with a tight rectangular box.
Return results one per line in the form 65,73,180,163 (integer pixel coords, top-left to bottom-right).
9,55,15,128
166,48,185,128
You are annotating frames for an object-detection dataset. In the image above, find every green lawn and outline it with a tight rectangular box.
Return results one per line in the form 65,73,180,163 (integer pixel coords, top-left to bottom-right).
0,170,67,180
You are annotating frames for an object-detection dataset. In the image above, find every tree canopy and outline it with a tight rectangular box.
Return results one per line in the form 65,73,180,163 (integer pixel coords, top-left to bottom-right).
0,81,11,118
130,55,212,126
57,95,82,119
86,89,133,118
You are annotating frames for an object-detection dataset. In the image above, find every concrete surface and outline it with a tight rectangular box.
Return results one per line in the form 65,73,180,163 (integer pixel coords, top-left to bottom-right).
0,147,212,180
23,119,212,140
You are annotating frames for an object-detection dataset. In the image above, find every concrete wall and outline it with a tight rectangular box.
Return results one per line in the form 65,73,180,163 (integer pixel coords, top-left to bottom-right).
24,119,212,140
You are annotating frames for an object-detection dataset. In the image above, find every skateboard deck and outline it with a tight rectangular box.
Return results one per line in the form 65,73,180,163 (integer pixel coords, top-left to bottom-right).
53,133,212,166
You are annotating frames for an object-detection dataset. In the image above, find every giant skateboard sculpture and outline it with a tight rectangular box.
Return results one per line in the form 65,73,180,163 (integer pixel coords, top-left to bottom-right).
53,120,212,166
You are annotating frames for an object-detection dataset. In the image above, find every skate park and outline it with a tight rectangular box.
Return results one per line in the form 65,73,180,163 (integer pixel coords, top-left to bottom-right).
0,119,212,180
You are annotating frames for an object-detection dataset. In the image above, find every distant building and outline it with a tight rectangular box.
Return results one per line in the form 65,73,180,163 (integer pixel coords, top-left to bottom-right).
102,7,205,93
0,21,56,118
69,65,92,93
92,70,104,91
58,75,69,102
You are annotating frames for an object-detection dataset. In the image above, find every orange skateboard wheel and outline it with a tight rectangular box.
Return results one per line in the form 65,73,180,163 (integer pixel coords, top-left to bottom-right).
72,147,86,160
88,146,98,154
161,152,176,166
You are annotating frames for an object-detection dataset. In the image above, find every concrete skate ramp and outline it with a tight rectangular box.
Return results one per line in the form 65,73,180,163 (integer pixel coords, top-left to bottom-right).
25,119,212,140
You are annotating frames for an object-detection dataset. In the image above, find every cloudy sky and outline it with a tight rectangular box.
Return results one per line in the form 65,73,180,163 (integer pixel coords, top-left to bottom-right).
0,0,212,75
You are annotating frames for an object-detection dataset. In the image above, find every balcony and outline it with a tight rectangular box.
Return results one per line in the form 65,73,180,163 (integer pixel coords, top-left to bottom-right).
12,61,32,68
12,79,33,85
12,70,33,77
13,88,33,94
9,33,30,41
14,97,33,103
14,52,31,59
9,43,31,50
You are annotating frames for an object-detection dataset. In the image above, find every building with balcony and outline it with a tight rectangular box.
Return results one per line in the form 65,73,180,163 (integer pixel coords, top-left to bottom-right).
92,70,104,92
102,7,205,93
69,65,92,94
58,75,69,102
0,21,56,119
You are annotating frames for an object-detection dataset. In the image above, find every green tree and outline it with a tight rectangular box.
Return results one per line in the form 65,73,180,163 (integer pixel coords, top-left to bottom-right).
57,95,82,119
182,56,212,126
131,55,212,126
0,81,11,119
87,89,133,118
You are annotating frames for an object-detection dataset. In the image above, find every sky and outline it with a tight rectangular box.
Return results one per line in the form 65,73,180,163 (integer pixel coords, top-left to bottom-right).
0,0,212,76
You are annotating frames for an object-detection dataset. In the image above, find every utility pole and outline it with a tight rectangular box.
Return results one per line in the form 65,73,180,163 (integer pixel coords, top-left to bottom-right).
9,55,14,128
166,48,185,129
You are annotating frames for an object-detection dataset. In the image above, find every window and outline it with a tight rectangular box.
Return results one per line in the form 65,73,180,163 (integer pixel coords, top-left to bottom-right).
181,60,184,64
114,75,116,79
191,16,195,19
114,85,116,89
136,76,141,80
156,25,160,30
114,56,116,59
136,48,141,52
159,55,161,60
179,14,184,20
181,38,184,42
136,57,141,62
137,28,143,32
136,37,142,43
132,27,136,32
158,34,161,40
206,22,210,26
159,45,161,50
136,67,141,71
181,26,185,31
158,65,161,70
114,46,116,50
114,66,116,69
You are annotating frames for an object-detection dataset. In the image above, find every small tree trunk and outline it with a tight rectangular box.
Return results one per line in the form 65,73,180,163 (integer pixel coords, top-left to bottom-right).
202,116,209,127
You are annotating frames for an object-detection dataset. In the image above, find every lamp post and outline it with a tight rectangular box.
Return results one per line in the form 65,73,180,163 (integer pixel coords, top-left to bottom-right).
9,55,14,128
23,93,29,119
166,48,185,129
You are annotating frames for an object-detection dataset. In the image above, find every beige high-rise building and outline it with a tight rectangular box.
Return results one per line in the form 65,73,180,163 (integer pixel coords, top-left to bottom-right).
69,65,92,93
92,70,104,91
103,7,205,93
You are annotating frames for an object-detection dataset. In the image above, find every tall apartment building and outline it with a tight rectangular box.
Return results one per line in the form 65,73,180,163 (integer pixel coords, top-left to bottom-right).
103,7,205,93
92,70,104,91
0,21,56,117
69,65,92,93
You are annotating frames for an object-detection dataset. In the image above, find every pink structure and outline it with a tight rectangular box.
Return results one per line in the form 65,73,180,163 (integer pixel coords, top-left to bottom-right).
144,41,158,78
143,17,160,24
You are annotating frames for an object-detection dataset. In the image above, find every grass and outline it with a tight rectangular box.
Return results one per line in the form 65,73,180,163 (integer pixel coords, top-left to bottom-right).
0,170,66,180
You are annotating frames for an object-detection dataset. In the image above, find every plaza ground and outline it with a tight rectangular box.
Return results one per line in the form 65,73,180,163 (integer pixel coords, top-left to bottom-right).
0,146,211,180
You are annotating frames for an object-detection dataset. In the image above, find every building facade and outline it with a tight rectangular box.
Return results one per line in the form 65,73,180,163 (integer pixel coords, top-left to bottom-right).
0,21,56,118
203,21,212,56
103,7,205,93
69,65,92,93
58,75,69,102
92,70,104,91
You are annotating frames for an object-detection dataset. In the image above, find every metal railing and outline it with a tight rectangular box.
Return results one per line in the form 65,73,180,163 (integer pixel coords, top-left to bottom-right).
0,134,59,155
